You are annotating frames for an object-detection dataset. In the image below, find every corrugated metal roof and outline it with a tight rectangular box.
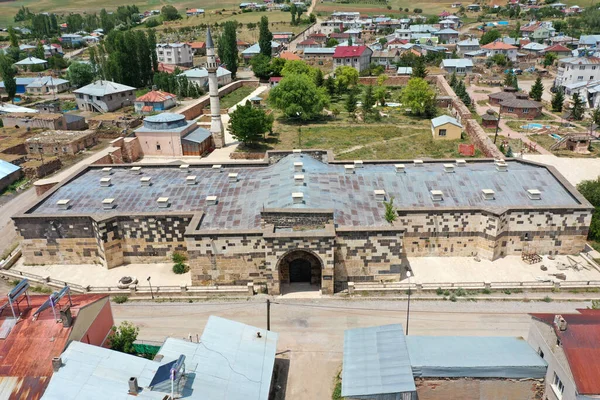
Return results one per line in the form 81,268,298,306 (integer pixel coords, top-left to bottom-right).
182,127,211,144
441,58,473,68
431,115,462,128
73,80,135,96
14,57,47,65
0,160,20,180
406,336,547,378
342,324,416,397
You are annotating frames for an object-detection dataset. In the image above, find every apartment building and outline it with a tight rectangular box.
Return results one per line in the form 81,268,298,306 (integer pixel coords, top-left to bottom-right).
156,43,194,67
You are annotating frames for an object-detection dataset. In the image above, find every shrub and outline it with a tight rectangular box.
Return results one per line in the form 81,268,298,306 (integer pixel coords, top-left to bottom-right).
482,288,492,294
455,287,466,297
436,287,443,295
172,252,187,263
449,294,457,302
113,295,129,304
543,296,553,303
173,262,189,274
443,290,451,296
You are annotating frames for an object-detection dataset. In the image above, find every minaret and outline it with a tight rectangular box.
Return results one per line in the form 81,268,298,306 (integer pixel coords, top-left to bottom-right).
206,28,225,148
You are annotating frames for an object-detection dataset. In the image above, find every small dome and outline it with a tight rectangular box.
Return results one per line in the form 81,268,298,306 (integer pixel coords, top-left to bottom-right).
144,113,185,123
142,113,187,130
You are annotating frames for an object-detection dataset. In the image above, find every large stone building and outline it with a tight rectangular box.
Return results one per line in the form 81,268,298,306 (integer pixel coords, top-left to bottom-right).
13,152,592,295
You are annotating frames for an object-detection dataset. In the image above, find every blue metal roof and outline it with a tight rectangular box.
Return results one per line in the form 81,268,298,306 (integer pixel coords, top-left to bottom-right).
0,160,20,180
431,115,462,128
342,324,416,397
29,155,584,229
182,127,211,144
406,336,547,378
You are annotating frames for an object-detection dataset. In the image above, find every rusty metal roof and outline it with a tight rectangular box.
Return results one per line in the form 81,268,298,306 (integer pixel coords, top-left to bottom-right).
530,309,600,395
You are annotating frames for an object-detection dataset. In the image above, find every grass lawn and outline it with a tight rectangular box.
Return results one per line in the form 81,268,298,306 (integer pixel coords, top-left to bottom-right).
528,133,600,158
219,85,255,109
492,136,539,155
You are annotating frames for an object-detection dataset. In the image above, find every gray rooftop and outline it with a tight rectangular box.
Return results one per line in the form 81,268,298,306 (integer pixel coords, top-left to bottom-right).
342,324,416,398
406,336,547,378
73,80,135,97
431,115,462,128
441,58,474,68
27,155,585,229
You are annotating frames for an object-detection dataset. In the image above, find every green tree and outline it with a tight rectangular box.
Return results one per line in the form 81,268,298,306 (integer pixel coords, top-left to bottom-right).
314,68,324,87
543,52,557,67
592,106,600,125
270,57,286,77
480,29,501,45
108,321,139,354
400,77,437,117
219,21,238,79
412,59,428,78
161,5,181,21
8,27,19,48
511,21,521,39
362,84,376,117
269,73,328,120
334,66,358,93
290,3,297,25
571,93,586,120
345,87,358,116
250,54,272,79
325,38,339,47
147,29,158,72
229,101,274,145
33,42,45,59
325,75,336,96
281,60,314,77
529,77,544,102
577,178,600,240
374,85,387,106
449,72,458,88
67,62,95,88
551,88,565,112
0,55,17,102
258,16,273,58
383,196,397,223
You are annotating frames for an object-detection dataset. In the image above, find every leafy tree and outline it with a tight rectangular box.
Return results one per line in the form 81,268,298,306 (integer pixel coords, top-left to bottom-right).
412,59,428,78
480,29,501,45
218,21,238,79
269,73,329,120
250,54,272,79
229,101,273,145
400,77,437,118
543,52,557,67
571,93,586,120
345,87,358,116
334,66,358,93
577,178,600,240
325,75,336,96
161,5,181,21
108,321,139,354
314,68,324,87
67,62,95,88
551,88,565,112
33,42,45,59
592,106,600,125
449,72,457,88
290,3,297,25
0,55,17,102
326,38,339,47
362,84,376,117
374,85,387,106
490,53,508,67
511,21,521,39
270,57,286,77
529,77,544,102
8,27,19,48
258,16,273,58
147,29,158,72
281,60,314,77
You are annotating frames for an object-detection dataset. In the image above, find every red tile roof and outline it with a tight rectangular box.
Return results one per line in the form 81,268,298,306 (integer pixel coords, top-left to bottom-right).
299,39,319,46
530,309,600,395
481,41,518,50
544,44,571,53
333,45,369,58
269,76,282,82
157,63,189,74
309,33,327,38
187,41,205,49
237,40,250,46
330,33,350,39
136,90,176,102
279,51,301,61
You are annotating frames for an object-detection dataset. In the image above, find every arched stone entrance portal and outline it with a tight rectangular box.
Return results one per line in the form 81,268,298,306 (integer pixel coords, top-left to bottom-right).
278,250,322,291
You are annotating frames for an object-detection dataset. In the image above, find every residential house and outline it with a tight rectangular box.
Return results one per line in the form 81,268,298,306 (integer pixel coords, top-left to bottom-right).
439,19,459,30
330,32,350,42
2,113,68,130
466,4,481,11
578,35,600,49
390,30,411,42
522,42,548,55
25,130,97,156
481,109,499,128
307,32,327,45
554,56,600,88
279,51,301,61
188,41,206,55
434,28,460,44
60,34,83,46
297,39,321,50
542,44,573,59
345,28,362,41
156,43,194,67
241,41,282,61
269,76,282,87
397,67,413,75
456,38,480,55
387,37,409,49
562,79,600,109
549,2,567,8
302,48,335,66
186,8,204,16
25,76,70,94
73,80,136,112
236,40,251,52
527,310,600,400
371,49,400,69
178,66,232,87
440,58,474,75
482,41,518,61
410,24,439,35
134,90,177,113
332,45,373,73
43,43,63,57
0,160,22,194
431,115,463,140
273,32,294,43
81,36,100,44
0,77,36,94
497,92,543,118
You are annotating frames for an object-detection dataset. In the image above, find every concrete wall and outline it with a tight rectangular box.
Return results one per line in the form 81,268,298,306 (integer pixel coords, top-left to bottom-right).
415,378,545,400
0,167,22,193
135,130,185,157
1,114,66,130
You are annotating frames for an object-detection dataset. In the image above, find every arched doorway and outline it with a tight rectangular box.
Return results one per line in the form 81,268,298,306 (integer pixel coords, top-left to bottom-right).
278,250,322,292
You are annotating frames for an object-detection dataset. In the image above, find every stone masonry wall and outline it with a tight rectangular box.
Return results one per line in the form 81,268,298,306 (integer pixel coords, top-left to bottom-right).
261,211,333,229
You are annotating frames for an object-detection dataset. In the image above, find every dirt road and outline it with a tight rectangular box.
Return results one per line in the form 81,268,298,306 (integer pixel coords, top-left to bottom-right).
113,298,589,400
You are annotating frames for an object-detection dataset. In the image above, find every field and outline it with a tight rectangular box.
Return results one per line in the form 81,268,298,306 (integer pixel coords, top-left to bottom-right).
315,0,460,17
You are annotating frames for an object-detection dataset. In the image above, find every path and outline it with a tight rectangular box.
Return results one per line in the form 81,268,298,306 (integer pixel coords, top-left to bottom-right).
287,0,320,52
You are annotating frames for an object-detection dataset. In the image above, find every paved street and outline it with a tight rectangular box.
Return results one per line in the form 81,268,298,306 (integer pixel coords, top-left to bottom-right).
113,299,591,400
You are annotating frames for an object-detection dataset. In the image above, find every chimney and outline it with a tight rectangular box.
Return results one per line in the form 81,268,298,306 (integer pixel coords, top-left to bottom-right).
102,198,115,209
496,161,508,172
157,197,169,208
444,163,455,173
430,190,443,202
294,162,303,172
554,315,568,331
527,189,541,200
179,164,190,172
57,199,71,210
102,167,113,175
294,174,304,186
456,159,466,167
481,189,495,200
374,189,386,201
413,159,423,167
100,177,111,187
353,160,363,168
186,175,197,185
206,195,218,205
130,166,142,174
395,164,405,173
228,173,238,183
345,165,355,174
292,192,304,204
140,176,152,187
212,164,223,172
293,149,302,155
60,306,72,328
128,377,139,395
52,357,62,372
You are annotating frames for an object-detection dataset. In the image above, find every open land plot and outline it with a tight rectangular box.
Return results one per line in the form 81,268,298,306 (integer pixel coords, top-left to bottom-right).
315,0,462,16
528,133,600,158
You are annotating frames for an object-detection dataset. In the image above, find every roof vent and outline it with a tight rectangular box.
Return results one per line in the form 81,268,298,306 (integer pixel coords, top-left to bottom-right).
293,149,302,154
212,164,222,172
444,163,455,173
185,176,197,185
140,176,152,186
294,174,304,186
100,177,111,187
228,173,238,183
430,190,443,202
482,189,495,200
130,166,142,174
496,162,508,172
292,192,304,204
494,159,505,165
354,160,364,168
102,198,115,210
128,377,139,395
179,164,190,172
345,165,355,174
554,315,568,331
52,357,62,372
102,167,113,175
57,199,70,210
157,197,169,208
395,164,405,173
206,195,218,205
294,162,303,172
527,189,541,200
456,159,466,167
374,189,386,201
414,159,423,167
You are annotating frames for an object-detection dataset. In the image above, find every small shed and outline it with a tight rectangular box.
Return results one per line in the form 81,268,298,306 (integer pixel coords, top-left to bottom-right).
0,160,23,193
431,115,463,140
481,109,499,128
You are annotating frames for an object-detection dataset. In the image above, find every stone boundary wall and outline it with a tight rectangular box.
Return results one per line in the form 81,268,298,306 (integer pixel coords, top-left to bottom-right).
177,80,259,121
23,158,62,179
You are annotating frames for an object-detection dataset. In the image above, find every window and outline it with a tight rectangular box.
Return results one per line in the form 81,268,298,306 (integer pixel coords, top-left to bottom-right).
592,76,595,80
552,373,565,399
537,348,544,358
523,108,529,114
579,65,585,70
156,144,161,151
578,76,584,80
593,66,597,70
508,107,514,112
438,129,447,136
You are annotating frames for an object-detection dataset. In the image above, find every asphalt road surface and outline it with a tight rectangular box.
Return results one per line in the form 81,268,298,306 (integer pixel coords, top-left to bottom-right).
113,298,590,400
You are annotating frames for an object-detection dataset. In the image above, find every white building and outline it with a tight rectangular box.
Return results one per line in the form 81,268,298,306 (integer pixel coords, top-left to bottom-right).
178,66,232,87
156,43,194,67
73,80,136,112
555,57,600,88
481,41,518,61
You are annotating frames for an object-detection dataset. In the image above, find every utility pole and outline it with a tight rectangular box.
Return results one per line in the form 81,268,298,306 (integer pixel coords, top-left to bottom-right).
493,108,502,144
266,299,271,331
